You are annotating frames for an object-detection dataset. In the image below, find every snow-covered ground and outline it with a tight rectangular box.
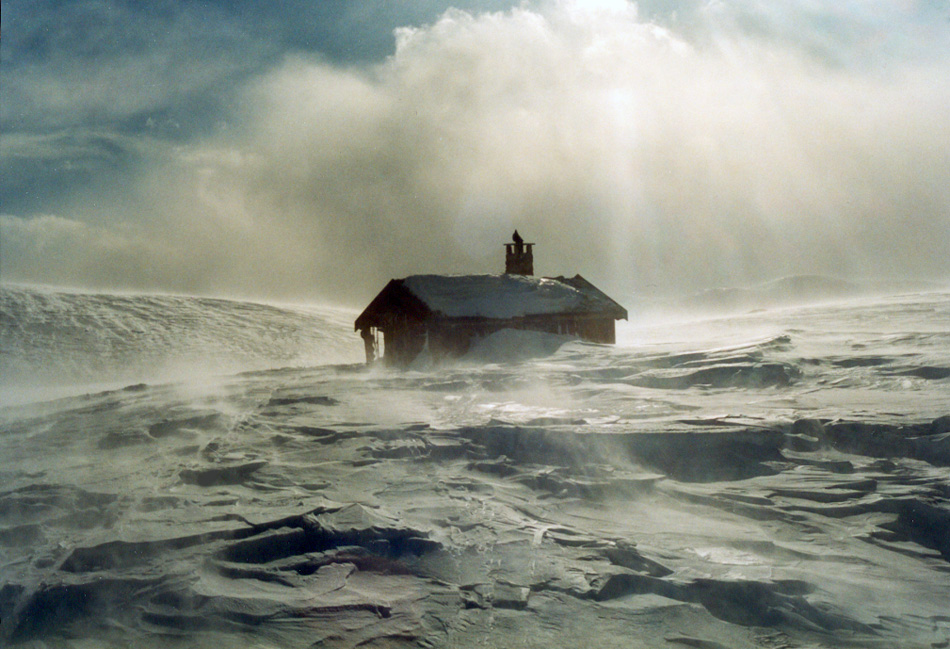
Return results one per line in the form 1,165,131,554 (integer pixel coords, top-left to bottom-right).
1,283,948,648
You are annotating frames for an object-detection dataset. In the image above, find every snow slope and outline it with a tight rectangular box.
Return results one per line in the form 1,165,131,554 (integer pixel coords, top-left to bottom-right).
1,285,361,404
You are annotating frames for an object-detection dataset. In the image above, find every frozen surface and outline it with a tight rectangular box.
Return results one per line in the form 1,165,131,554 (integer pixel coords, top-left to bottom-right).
1,284,949,648
402,274,587,318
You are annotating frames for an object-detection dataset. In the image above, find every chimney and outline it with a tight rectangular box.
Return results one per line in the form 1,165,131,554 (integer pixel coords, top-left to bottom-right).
504,230,534,275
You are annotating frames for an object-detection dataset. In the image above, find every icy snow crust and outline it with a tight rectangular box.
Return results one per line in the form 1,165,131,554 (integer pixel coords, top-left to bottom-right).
1,284,949,648
402,274,588,318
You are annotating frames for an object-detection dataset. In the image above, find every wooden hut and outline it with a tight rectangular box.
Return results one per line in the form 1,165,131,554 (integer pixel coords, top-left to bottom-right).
355,233,627,365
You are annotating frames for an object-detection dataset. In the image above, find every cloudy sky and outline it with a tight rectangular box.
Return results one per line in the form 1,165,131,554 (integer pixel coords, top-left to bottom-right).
2,0,949,304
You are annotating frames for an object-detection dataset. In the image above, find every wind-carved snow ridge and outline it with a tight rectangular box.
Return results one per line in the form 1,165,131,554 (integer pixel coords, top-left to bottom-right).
0,287,948,648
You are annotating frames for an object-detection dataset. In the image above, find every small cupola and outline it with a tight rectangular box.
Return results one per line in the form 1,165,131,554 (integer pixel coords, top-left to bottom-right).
504,230,534,275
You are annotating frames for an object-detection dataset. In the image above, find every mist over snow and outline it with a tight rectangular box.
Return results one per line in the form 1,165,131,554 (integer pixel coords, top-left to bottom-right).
2,0,949,303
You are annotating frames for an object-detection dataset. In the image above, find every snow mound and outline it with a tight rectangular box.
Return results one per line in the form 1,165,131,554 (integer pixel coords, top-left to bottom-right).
463,328,576,363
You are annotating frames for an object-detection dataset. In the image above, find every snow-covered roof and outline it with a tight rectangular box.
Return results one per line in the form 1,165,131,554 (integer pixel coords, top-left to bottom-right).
401,274,611,319
354,273,627,331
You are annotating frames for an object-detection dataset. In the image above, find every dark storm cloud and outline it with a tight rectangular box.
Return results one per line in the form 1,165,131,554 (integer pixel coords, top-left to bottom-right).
0,0,521,216
2,1,949,301
1,0,522,132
